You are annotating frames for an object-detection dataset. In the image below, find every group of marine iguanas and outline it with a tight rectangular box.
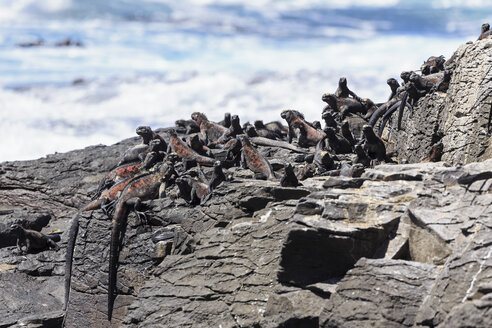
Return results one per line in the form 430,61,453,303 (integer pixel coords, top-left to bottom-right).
7,23,491,323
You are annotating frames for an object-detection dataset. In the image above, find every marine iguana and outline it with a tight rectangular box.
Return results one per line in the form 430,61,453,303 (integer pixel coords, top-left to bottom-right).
229,115,244,137
420,142,443,163
362,125,387,163
280,163,300,187
313,136,335,172
218,112,232,128
457,171,492,189
264,120,288,138
10,224,60,254
340,121,356,146
323,127,352,154
245,126,259,138
321,93,366,121
322,110,338,129
191,112,228,145
239,135,277,181
188,135,213,157
201,161,227,201
176,175,208,205
221,137,242,165
213,114,244,145
93,143,163,199
400,71,412,84
354,144,372,167
421,55,445,75
117,126,166,166
281,109,326,146
478,23,491,40
386,78,401,102
372,81,422,135
367,97,402,128
175,119,200,134
254,120,282,140
297,163,316,181
280,109,304,143
249,136,308,153
334,77,363,102
64,171,155,312
312,121,322,130
168,129,216,166
108,162,177,320
391,71,450,133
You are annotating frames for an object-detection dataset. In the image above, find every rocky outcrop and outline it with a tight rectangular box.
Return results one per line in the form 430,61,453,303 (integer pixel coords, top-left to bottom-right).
1,134,490,327
385,38,492,164
0,39,491,328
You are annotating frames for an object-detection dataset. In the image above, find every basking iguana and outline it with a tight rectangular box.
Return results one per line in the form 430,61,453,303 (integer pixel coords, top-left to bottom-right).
107,162,177,320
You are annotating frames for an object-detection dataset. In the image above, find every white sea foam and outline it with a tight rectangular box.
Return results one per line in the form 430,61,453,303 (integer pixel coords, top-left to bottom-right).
0,0,490,162
0,33,473,162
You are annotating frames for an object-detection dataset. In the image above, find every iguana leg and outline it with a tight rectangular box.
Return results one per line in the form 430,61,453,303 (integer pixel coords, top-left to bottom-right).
101,199,116,217
16,239,26,254
47,238,60,251
241,151,247,169
190,187,201,206
126,197,148,226
288,125,294,144
25,239,32,253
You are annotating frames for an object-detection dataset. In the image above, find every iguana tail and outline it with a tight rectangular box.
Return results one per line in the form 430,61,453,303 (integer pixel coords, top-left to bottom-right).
378,100,402,137
108,205,128,321
64,211,80,312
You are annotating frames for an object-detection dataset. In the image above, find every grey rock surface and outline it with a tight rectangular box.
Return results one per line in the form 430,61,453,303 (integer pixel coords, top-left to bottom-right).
319,258,438,328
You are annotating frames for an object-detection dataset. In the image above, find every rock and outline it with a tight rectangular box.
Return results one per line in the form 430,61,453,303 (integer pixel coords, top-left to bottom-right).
385,38,492,164
322,176,365,189
415,222,492,327
320,258,438,328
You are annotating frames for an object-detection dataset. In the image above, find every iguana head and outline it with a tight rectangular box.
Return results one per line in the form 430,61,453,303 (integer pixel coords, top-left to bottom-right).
191,112,207,124
321,93,336,106
254,120,265,129
136,126,154,144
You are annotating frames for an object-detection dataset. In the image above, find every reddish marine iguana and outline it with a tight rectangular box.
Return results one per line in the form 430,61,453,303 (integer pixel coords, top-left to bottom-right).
321,93,366,121
64,169,156,312
239,135,277,181
93,144,163,199
168,128,216,166
281,109,326,146
108,162,177,320
421,55,445,75
191,112,228,145
478,23,491,40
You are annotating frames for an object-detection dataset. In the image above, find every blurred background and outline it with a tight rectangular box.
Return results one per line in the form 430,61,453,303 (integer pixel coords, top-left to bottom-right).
0,0,491,162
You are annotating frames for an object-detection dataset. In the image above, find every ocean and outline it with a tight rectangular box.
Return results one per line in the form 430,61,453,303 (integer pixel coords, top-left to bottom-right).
0,0,491,161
